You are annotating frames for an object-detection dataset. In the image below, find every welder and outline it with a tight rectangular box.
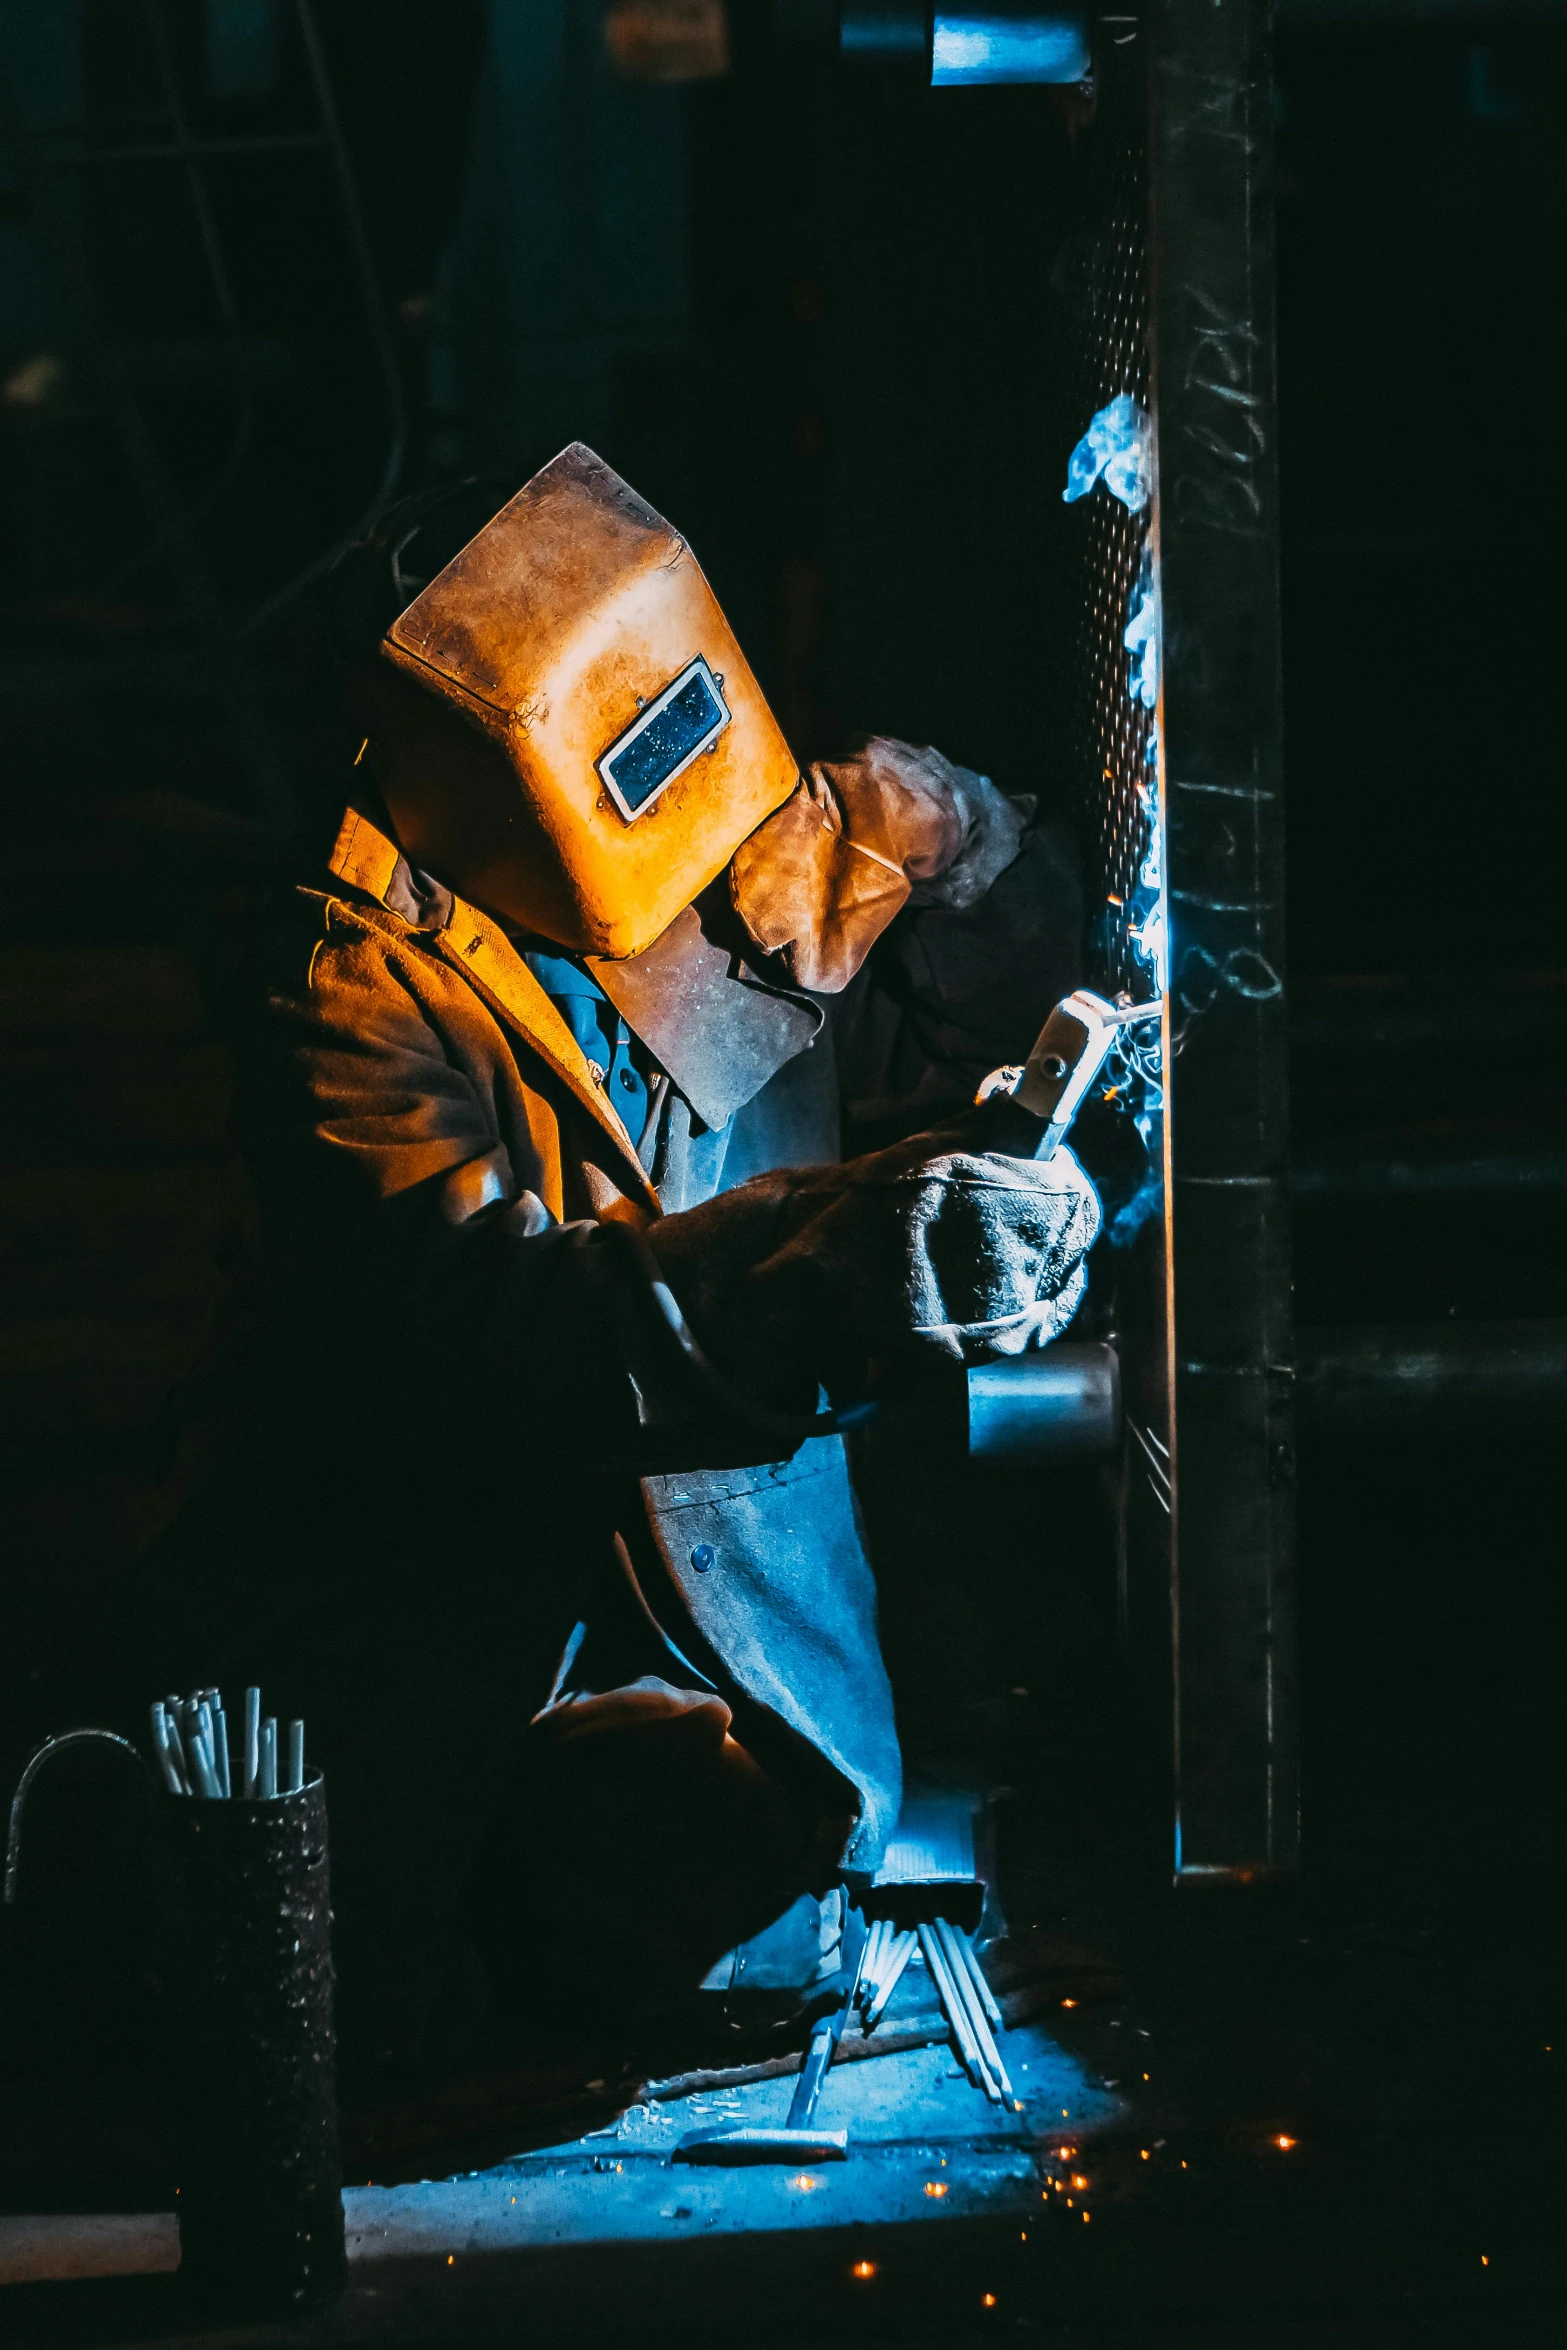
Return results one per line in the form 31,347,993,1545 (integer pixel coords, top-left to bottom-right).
137,444,1096,2069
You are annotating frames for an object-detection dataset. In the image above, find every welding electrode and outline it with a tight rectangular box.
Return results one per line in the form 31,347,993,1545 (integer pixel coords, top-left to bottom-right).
149,1685,303,1801
935,1917,1014,2102
863,1927,919,2031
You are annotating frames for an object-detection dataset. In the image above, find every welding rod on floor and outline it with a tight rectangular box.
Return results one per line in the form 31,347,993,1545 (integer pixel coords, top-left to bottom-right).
864,1927,918,2031
859,1917,889,2005
936,1919,1009,2102
935,1918,1014,2104
920,1923,1000,2102
952,1921,1003,2030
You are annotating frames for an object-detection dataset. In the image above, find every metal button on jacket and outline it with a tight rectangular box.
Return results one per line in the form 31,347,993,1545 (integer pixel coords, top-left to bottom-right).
690,1543,716,1573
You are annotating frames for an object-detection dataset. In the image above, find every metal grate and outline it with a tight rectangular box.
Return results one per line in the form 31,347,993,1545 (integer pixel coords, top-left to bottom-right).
1072,111,1155,1003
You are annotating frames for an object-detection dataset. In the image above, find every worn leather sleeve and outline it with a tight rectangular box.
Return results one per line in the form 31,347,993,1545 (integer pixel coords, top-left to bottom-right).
238,893,653,1484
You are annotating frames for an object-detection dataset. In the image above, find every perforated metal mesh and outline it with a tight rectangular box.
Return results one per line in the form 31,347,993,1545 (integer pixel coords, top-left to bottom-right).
1073,114,1155,1001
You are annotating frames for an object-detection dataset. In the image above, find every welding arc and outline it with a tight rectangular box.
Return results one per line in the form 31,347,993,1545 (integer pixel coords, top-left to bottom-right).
919,1923,1001,2101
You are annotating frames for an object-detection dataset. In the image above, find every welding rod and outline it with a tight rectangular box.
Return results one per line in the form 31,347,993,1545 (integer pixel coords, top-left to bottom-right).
285,1719,305,1795
923,1923,997,2099
188,1731,222,1801
243,1686,260,1798
864,1927,918,2031
952,1922,1004,2030
258,1716,278,1800
859,1917,889,2005
149,1703,186,1795
934,1923,1008,2105
193,1702,220,1795
182,1702,220,1800
936,1918,1014,2103
918,1924,997,2099
212,1706,232,1799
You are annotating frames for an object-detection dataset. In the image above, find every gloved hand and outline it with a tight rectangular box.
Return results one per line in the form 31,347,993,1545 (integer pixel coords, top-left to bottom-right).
730,738,1033,993
645,1110,1101,1403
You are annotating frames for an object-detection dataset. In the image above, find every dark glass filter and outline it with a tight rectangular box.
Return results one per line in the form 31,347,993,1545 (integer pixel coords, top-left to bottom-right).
600,659,728,817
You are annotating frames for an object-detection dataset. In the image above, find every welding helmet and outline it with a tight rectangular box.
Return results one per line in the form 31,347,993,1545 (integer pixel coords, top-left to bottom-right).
359,444,800,958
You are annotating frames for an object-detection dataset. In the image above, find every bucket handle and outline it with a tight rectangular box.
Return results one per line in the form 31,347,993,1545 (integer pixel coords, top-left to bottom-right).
4,1729,153,1908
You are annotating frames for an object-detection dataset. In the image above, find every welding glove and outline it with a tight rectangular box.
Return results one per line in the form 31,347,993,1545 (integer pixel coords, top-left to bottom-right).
730,736,1033,993
646,1110,1101,1404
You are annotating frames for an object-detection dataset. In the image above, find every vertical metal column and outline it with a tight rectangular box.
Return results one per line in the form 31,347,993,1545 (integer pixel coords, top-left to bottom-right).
1148,0,1297,1880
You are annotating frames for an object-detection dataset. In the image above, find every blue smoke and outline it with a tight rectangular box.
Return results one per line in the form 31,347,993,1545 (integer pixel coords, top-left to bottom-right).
1062,393,1151,514
1064,398,1169,1237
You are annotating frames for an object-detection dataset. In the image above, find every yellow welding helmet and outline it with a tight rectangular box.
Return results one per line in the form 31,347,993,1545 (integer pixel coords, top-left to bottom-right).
364,444,801,958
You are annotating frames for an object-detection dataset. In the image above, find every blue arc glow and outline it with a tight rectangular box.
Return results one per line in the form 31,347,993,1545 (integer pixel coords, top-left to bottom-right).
1064,398,1168,1235
931,12,1091,84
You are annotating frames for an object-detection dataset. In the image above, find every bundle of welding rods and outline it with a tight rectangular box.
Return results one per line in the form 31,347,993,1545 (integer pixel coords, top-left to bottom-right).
150,1688,304,1801
857,1914,1015,2105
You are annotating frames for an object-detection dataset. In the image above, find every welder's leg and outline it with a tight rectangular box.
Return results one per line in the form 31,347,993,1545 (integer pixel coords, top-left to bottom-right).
502,1678,821,2006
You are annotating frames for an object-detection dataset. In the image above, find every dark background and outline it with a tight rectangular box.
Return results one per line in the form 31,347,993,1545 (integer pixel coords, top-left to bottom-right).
0,1,1560,2332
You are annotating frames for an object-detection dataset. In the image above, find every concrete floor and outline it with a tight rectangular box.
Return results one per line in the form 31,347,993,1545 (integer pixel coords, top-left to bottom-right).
2,1417,1560,2348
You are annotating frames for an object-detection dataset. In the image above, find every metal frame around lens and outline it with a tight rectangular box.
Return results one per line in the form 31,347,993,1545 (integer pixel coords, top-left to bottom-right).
595,655,732,825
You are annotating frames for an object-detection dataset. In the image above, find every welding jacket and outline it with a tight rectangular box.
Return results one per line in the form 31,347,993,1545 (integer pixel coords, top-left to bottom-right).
137,798,1081,1997
215,807,899,1871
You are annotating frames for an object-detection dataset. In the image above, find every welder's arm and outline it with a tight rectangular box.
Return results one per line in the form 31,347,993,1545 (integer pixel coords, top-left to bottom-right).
646,1106,1102,1406
246,930,682,1472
